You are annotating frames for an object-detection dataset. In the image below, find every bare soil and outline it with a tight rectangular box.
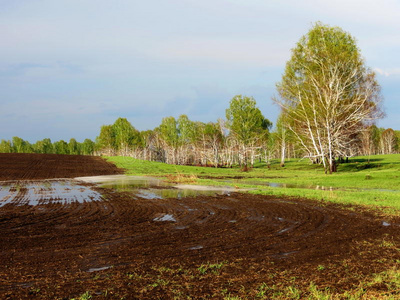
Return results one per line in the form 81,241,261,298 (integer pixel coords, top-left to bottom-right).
0,154,399,299
0,153,124,180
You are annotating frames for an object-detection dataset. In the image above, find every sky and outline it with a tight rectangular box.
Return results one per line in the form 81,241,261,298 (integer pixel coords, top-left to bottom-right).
1,0,399,143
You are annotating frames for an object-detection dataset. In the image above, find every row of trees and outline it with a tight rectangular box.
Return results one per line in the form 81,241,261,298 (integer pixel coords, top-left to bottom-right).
96,96,272,168
93,115,399,170
2,113,398,168
0,137,95,155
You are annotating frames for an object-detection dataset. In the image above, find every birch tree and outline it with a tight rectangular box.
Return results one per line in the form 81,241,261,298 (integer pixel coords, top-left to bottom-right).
96,125,115,155
158,116,179,164
381,128,397,154
226,95,270,168
275,22,383,173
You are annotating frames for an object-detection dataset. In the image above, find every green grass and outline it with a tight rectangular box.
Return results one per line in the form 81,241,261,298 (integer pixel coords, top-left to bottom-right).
106,154,400,215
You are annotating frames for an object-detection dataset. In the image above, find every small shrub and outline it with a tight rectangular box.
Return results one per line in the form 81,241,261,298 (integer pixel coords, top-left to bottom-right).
165,173,198,183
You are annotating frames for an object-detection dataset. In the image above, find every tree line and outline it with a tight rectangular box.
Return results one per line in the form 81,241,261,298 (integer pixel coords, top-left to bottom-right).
96,95,272,168
0,137,95,156
1,111,398,167
1,23,397,172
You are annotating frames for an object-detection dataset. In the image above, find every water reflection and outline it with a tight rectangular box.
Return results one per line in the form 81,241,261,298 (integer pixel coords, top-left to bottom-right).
0,180,102,207
78,175,237,199
227,179,400,193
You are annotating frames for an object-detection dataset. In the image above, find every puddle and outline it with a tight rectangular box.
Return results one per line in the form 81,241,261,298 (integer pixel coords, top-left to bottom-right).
188,245,204,250
277,227,293,234
153,214,176,222
136,190,163,199
76,175,164,187
223,179,400,193
87,266,112,272
175,226,188,230
0,175,246,207
382,221,391,226
273,251,298,258
0,180,102,207
78,175,238,199
231,180,339,191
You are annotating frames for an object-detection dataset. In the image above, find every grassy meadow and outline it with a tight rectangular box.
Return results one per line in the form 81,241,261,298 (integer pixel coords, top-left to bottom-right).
107,154,400,216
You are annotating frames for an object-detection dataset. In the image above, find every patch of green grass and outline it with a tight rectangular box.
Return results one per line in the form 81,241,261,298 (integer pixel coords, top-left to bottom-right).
106,154,400,214
70,291,92,300
198,261,226,275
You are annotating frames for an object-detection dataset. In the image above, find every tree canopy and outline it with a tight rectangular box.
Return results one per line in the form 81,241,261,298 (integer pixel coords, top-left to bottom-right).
275,22,383,173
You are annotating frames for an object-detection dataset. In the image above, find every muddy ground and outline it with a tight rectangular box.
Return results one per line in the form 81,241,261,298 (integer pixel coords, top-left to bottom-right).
0,153,124,181
0,154,400,299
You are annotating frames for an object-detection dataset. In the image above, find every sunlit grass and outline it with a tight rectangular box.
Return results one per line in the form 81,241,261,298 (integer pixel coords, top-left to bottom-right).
106,154,400,214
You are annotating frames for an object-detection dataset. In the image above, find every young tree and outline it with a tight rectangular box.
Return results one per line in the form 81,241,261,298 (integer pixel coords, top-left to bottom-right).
53,140,69,154
275,112,289,167
34,138,53,154
226,95,270,168
112,117,140,156
0,140,13,153
381,128,397,154
96,125,115,155
158,116,179,164
275,22,383,173
68,138,81,155
12,137,33,153
81,139,95,155
177,115,196,164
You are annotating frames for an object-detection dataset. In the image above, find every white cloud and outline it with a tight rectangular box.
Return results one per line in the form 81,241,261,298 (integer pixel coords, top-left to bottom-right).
374,68,400,77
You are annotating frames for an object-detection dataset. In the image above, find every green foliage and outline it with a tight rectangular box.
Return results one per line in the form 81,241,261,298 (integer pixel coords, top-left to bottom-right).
81,139,95,155
159,116,179,148
96,124,115,152
68,138,81,155
53,140,69,154
226,95,269,146
275,22,383,173
177,114,196,145
0,139,13,153
70,291,92,300
112,117,141,152
0,137,94,155
12,136,33,153
33,138,53,154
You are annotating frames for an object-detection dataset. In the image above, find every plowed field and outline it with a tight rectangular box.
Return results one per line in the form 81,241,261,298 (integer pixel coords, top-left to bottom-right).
0,153,124,180
0,154,399,299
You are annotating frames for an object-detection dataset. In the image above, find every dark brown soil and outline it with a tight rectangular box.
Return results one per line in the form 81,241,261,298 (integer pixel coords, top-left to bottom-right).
0,153,124,180
0,154,399,299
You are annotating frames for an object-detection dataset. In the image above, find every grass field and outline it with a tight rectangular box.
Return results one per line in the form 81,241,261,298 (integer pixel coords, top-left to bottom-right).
107,154,400,215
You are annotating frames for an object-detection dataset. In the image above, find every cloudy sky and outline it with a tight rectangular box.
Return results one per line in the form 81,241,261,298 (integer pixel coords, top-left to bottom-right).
1,0,399,142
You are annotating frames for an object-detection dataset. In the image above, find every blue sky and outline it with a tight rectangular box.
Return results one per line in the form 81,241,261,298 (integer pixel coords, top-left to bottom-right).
1,0,399,142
